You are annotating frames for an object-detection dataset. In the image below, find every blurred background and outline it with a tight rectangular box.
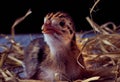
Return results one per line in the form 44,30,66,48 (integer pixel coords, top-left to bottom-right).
0,0,120,34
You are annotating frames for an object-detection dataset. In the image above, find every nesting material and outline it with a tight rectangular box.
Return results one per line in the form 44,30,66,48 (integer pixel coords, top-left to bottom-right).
81,17,120,82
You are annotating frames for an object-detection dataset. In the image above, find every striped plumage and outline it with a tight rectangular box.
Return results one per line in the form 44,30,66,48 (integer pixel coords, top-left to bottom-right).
23,11,87,82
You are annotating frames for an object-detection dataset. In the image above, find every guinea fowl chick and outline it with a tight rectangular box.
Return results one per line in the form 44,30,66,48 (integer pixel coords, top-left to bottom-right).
23,12,87,81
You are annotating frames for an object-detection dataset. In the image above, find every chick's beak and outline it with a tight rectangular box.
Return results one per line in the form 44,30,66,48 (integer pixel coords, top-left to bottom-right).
42,23,62,35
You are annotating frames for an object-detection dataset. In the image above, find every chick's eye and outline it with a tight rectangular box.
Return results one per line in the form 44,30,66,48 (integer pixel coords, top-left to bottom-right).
59,21,65,27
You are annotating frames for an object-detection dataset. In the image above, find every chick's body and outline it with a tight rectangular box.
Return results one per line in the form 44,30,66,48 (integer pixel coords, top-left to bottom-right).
24,12,87,81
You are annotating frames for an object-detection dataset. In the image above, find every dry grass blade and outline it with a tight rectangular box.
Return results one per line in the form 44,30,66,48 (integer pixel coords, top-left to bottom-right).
74,76,100,82
11,9,32,39
82,76,100,82
100,22,117,33
102,39,116,47
90,0,100,14
19,80,68,82
0,44,9,51
99,44,109,53
86,17,119,34
0,52,8,68
86,17,101,33
8,55,23,66
77,38,89,69
0,69,16,82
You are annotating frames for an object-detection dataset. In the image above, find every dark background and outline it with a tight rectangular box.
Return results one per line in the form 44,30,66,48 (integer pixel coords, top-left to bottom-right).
0,0,120,34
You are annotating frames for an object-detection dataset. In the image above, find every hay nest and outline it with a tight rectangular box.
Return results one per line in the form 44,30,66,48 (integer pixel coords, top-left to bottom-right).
79,17,120,82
